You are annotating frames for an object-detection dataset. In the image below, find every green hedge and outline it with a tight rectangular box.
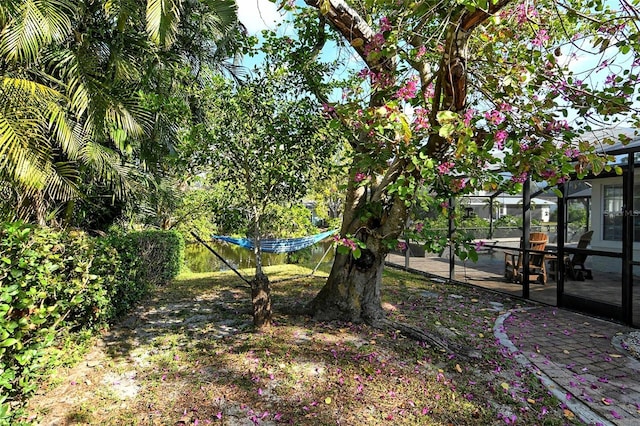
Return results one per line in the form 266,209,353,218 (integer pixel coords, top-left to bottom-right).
0,223,184,423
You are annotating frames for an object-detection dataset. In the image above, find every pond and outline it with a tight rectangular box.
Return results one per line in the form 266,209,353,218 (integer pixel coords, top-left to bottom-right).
184,240,335,273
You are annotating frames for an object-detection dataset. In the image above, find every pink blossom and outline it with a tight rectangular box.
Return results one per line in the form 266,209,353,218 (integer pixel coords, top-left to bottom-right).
451,178,466,192
546,120,570,132
475,240,486,250
354,172,369,182
357,68,370,79
511,172,528,183
540,169,557,179
437,161,455,175
415,45,427,59
514,3,538,25
369,71,393,88
532,29,550,47
484,110,505,125
379,16,392,32
395,76,419,100
423,83,435,100
605,74,617,85
413,107,430,130
364,32,386,56
564,148,580,159
415,222,424,232
463,108,476,126
440,201,450,209
495,130,508,149
336,237,357,251
397,241,408,251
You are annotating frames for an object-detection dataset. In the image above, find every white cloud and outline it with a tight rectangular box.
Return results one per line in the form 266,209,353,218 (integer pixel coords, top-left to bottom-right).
237,0,284,34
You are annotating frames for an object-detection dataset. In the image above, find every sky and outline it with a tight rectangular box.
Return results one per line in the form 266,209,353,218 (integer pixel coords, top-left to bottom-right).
237,0,286,35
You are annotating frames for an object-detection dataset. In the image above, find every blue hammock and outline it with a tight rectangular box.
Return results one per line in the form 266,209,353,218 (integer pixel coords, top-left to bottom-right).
212,229,337,254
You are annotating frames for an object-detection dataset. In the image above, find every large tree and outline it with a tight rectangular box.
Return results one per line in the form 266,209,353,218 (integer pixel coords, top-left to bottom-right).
288,0,640,325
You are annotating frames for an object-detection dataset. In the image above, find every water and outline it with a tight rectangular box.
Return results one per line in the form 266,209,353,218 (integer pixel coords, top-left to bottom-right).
185,240,335,273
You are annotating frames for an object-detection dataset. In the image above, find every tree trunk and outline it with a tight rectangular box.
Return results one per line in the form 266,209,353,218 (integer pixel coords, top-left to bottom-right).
309,175,407,322
309,243,386,323
249,205,271,327
251,272,272,328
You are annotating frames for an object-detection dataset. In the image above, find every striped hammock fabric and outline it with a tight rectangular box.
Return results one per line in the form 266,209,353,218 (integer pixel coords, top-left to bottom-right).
212,229,337,254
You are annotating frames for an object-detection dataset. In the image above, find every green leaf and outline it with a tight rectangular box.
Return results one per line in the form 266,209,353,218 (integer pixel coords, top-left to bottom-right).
352,248,362,259
320,0,331,15
436,111,457,123
0,338,18,348
337,245,350,255
439,123,456,139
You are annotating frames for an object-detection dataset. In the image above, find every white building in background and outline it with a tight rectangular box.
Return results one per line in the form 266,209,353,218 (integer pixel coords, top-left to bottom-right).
463,192,556,223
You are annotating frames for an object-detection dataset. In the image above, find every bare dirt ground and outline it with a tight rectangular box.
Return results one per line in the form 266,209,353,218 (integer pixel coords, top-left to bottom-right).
23,265,583,425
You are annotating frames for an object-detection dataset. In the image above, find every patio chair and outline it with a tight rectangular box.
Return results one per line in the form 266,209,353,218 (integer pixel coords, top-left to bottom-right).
565,230,594,280
504,232,549,284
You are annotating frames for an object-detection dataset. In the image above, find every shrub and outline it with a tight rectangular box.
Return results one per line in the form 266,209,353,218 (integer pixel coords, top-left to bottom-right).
0,223,184,423
129,230,185,286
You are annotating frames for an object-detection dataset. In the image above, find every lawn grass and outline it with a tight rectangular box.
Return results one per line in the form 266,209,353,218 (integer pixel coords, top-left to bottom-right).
23,265,581,425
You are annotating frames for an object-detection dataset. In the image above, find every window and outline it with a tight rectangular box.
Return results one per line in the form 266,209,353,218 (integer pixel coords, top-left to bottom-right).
603,185,623,240
602,183,640,241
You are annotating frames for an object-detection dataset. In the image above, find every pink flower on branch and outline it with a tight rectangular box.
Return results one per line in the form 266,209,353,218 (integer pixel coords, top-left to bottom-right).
395,76,419,100
413,107,430,130
511,172,529,183
484,110,505,125
437,161,455,175
379,16,392,32
354,172,369,182
495,130,509,149
532,29,550,47
463,108,476,126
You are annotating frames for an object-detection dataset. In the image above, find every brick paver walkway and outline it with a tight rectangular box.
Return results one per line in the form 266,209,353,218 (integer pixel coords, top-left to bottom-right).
497,307,640,426
385,257,640,425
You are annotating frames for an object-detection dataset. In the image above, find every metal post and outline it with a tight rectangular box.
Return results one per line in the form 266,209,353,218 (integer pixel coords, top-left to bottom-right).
489,194,496,240
522,179,531,299
557,183,566,306
405,244,410,270
449,196,455,280
622,153,634,324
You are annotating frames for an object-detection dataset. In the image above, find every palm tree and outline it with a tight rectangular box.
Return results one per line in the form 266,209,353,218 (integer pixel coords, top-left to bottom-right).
0,0,240,225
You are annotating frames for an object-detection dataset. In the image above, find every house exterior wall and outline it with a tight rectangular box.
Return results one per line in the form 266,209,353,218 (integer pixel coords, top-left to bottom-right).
589,174,640,260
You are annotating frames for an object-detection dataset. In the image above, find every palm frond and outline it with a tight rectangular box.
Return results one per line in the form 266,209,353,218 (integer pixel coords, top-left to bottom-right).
43,160,80,202
2,74,63,99
146,0,182,48
0,0,74,62
201,0,238,39
46,99,83,160
80,140,138,198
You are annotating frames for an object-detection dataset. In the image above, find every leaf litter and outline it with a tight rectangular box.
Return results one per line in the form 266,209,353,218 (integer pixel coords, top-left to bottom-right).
24,265,586,425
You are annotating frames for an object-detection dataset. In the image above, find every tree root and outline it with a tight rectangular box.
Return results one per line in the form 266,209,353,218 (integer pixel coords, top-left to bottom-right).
369,318,470,358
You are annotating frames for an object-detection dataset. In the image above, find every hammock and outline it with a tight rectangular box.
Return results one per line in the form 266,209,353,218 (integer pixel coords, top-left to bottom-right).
212,229,337,254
